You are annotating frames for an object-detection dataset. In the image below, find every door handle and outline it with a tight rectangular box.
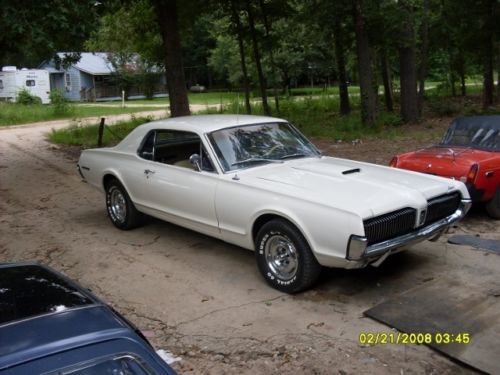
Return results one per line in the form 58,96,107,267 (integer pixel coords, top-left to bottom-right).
144,169,156,175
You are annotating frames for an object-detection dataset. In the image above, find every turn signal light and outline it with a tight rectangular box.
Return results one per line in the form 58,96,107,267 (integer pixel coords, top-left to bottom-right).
466,164,478,184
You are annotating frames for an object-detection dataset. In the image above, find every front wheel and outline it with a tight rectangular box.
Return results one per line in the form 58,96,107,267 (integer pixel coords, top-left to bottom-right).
255,219,321,293
486,188,500,219
105,179,142,230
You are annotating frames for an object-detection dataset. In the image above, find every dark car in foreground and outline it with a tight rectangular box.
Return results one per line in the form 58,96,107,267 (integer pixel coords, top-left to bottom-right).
0,262,176,375
390,116,500,218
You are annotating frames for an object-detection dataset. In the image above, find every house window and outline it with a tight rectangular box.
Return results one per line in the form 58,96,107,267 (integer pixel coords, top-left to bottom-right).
65,73,71,90
0,80,3,90
26,80,36,87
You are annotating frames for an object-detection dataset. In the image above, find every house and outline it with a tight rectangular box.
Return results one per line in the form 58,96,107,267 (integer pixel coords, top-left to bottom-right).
40,52,167,102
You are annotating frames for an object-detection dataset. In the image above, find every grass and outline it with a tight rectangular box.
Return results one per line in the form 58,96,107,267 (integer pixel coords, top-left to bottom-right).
48,116,151,147
0,102,161,126
47,79,499,148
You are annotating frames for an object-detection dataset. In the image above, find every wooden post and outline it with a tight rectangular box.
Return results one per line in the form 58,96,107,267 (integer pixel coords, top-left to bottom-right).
97,117,105,147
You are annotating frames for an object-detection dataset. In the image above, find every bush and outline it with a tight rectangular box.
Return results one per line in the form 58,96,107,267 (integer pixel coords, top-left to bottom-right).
16,88,42,105
49,89,73,115
427,97,461,116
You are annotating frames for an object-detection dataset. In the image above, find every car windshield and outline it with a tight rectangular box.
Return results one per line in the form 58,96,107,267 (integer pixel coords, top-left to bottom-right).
440,116,500,151
208,122,320,172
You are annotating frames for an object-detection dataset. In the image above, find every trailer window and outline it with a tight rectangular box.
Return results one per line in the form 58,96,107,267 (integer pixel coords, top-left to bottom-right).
26,80,35,87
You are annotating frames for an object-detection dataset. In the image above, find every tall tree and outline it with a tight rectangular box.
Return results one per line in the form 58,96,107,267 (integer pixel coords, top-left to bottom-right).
398,0,419,123
245,0,271,115
230,0,252,113
152,0,190,117
417,0,430,115
352,0,377,127
0,0,99,67
480,0,496,108
332,1,351,115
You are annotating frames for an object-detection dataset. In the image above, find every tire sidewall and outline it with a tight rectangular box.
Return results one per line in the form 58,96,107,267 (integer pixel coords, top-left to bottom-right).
106,181,132,229
256,220,319,293
257,229,299,289
486,188,500,219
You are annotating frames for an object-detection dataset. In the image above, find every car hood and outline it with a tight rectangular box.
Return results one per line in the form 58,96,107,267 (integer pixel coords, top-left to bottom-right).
238,156,466,219
397,146,496,178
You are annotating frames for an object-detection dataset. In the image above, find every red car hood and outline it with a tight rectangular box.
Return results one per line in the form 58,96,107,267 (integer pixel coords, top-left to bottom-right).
396,146,495,179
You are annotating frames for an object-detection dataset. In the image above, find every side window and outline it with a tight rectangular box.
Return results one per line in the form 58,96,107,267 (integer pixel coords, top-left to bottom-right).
26,80,36,87
65,73,71,89
139,129,215,172
139,131,156,160
0,79,3,90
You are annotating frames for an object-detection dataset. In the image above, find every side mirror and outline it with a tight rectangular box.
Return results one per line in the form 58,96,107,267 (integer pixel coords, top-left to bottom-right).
189,153,201,171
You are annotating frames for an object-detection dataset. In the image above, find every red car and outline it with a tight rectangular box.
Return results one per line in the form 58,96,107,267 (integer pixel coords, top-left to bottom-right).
390,116,500,219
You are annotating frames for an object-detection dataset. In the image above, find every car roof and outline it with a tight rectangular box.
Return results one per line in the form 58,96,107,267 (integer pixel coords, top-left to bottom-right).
0,305,131,371
113,114,287,153
0,262,156,371
138,114,287,134
0,262,100,326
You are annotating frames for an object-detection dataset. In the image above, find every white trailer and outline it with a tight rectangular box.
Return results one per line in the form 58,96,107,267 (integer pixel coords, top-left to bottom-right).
0,67,51,104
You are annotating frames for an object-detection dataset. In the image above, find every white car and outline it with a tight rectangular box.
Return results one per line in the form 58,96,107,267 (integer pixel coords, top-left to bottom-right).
78,115,472,293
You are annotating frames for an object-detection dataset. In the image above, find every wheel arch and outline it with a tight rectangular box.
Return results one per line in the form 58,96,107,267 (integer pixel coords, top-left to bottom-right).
251,212,315,255
103,172,121,190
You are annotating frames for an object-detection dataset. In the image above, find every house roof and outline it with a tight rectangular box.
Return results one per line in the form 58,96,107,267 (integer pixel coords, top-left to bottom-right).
57,52,114,75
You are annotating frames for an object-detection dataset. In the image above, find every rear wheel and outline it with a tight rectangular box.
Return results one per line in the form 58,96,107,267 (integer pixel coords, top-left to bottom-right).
486,188,500,219
105,179,141,229
255,219,321,293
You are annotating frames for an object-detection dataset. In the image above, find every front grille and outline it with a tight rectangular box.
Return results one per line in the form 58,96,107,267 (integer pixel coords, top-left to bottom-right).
364,208,416,245
424,192,461,225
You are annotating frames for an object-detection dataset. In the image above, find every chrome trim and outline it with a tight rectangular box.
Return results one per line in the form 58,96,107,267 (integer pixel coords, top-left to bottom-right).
346,235,368,260
347,198,472,261
77,164,86,180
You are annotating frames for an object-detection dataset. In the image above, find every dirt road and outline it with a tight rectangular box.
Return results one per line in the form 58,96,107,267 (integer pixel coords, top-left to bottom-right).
0,115,498,374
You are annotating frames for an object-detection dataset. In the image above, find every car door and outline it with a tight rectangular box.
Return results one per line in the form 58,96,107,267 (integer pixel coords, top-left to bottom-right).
138,130,221,238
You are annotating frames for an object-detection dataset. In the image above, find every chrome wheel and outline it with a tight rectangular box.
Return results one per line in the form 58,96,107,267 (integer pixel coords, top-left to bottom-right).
109,187,127,223
264,234,298,281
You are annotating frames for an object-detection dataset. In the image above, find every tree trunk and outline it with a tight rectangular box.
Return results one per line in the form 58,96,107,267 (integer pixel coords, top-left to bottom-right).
231,0,251,114
352,0,377,127
333,19,350,115
152,0,190,117
380,49,393,112
417,0,429,116
497,43,500,100
458,56,466,96
482,0,495,108
483,47,494,108
245,1,270,116
398,2,419,123
259,0,280,113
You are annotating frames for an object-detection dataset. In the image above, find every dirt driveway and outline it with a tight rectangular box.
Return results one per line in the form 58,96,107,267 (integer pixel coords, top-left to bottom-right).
0,115,498,374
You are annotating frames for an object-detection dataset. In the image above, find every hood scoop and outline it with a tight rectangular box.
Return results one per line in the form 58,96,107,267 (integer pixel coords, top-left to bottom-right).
342,168,361,175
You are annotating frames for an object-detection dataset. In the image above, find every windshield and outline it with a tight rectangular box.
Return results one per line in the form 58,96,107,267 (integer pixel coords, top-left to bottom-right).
440,116,500,151
208,122,320,172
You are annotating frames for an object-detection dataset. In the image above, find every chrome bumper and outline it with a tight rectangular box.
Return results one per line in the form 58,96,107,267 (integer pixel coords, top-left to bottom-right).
347,198,472,261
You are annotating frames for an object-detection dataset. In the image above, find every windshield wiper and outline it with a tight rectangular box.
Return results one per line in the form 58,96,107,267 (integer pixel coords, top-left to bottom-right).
231,158,284,167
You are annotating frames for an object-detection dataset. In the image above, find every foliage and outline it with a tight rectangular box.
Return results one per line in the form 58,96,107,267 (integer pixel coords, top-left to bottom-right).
0,0,100,67
16,89,42,105
48,117,152,147
49,90,73,115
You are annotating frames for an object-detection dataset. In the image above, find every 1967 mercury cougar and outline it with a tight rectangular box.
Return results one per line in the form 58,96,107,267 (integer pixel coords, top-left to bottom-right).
78,115,471,293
